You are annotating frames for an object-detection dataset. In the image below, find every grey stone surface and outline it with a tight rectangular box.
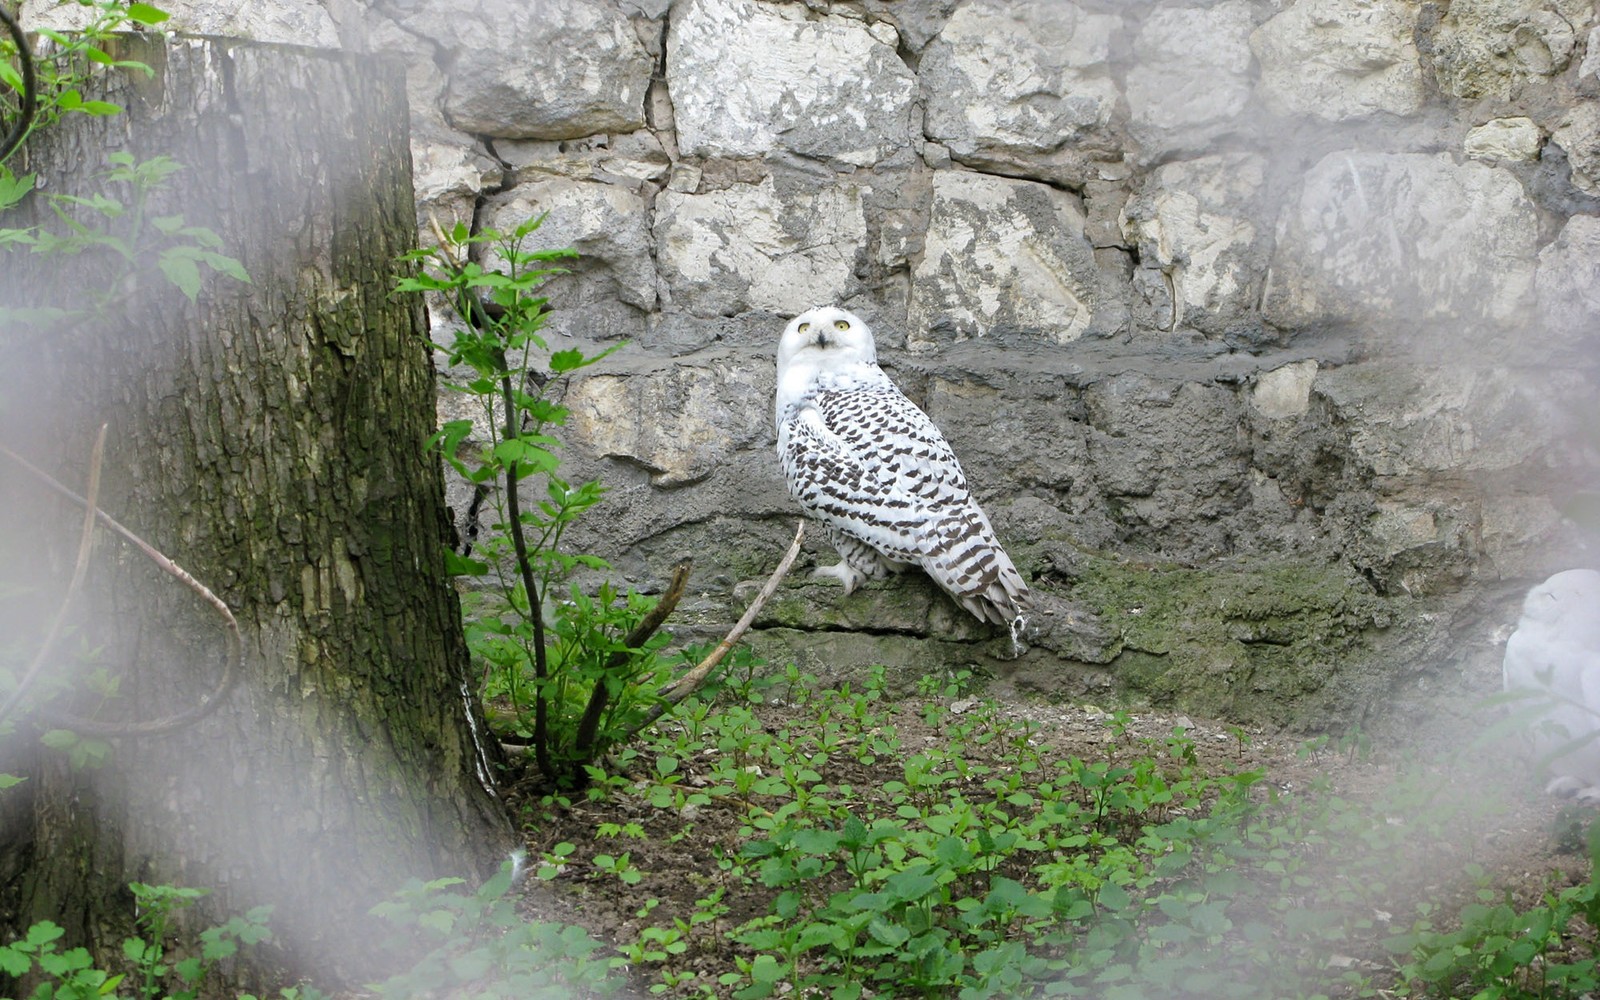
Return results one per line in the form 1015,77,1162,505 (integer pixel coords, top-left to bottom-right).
907,171,1100,350
1535,214,1600,355
666,0,917,166
1250,0,1425,121
1431,0,1590,100
22,0,340,44
654,176,868,317
396,0,653,139
1553,103,1600,196
1127,3,1257,148
1120,154,1269,337
1263,152,1539,334
480,179,657,312
920,0,1121,185
1464,117,1544,162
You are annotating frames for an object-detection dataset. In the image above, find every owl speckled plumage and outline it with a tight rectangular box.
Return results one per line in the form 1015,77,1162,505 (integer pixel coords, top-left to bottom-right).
775,306,1030,625
1503,569,1600,799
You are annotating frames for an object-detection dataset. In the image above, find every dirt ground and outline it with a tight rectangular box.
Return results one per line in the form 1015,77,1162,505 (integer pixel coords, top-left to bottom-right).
500,682,1593,998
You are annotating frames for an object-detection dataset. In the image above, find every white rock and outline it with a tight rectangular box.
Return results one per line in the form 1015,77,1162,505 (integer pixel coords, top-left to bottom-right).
653,177,867,317
666,0,916,166
1252,361,1319,420
1263,152,1538,332
565,363,772,487
480,179,657,312
1127,3,1256,138
1432,0,1587,99
920,0,1119,179
908,171,1098,351
1581,24,1600,81
399,0,652,139
412,140,495,207
23,0,340,45
1120,154,1267,334
1463,117,1543,162
1553,104,1600,196
1535,214,1600,353
1250,0,1425,121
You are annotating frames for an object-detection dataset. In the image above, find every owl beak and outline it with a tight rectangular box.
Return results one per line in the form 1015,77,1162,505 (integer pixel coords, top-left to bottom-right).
814,331,832,348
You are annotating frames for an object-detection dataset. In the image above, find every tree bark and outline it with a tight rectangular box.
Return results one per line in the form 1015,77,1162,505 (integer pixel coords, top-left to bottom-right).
0,36,511,984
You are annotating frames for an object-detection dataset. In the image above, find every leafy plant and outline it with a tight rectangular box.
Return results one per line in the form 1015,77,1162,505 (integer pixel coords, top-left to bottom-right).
398,217,800,788
0,0,171,173
367,857,625,999
0,882,287,1000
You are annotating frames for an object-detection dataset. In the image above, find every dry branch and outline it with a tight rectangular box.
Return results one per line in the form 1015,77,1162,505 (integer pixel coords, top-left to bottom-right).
618,520,806,743
0,438,242,736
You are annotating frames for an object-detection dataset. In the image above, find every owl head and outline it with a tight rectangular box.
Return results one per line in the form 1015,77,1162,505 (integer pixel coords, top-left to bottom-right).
777,306,877,373
1520,569,1600,628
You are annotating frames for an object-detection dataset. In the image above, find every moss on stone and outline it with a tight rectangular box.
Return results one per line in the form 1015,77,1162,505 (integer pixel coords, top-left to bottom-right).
1066,555,1402,728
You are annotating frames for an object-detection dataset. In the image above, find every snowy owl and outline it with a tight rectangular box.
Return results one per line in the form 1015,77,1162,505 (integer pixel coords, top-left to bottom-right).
774,306,1030,626
1502,568,1600,799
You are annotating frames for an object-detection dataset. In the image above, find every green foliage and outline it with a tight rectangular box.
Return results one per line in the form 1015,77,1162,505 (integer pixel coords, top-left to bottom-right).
518,671,1600,999
0,882,281,1000
398,217,686,786
0,920,120,1000
0,0,169,166
0,4,247,324
366,857,625,999
0,151,249,325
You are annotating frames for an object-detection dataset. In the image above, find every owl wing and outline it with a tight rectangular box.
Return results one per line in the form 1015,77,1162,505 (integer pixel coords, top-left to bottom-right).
1506,625,1600,790
783,387,1029,624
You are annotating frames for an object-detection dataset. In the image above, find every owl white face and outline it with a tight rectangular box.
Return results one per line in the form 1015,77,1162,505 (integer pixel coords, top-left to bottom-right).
777,306,878,373
1520,569,1600,627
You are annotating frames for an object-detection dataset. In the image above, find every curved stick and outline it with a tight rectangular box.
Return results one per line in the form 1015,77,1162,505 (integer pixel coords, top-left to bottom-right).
0,424,106,727
615,521,806,745
0,440,242,738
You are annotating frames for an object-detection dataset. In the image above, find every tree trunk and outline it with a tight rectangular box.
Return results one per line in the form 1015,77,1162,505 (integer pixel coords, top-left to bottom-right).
0,36,512,984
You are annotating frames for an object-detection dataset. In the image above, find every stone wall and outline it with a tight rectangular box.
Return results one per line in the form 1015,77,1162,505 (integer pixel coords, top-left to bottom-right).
24,0,1600,730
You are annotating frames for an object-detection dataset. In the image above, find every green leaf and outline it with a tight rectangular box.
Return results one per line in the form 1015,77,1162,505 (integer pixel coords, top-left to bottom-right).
126,3,172,24
0,945,31,977
549,349,588,373
159,252,203,300
491,438,559,475
0,773,24,790
443,549,489,577
0,169,34,213
40,729,80,751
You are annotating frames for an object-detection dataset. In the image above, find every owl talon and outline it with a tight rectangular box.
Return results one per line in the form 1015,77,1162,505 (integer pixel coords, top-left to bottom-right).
813,562,866,595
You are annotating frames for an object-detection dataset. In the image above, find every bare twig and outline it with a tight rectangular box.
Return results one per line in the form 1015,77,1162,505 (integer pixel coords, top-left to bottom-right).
571,558,693,762
617,521,806,743
0,439,242,737
0,425,107,727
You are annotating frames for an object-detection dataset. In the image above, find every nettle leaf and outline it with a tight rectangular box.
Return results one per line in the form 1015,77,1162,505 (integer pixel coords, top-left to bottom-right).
548,349,588,374
443,549,489,578
198,249,250,282
0,170,34,214
126,2,172,24
492,438,560,474
0,946,29,977
159,252,203,301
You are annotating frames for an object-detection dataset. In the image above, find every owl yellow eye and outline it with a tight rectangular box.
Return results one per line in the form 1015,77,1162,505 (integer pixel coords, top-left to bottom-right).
798,322,810,333
834,319,849,330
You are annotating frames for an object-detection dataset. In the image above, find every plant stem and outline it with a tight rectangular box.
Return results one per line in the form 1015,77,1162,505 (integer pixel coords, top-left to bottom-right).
571,559,693,773
499,370,553,777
